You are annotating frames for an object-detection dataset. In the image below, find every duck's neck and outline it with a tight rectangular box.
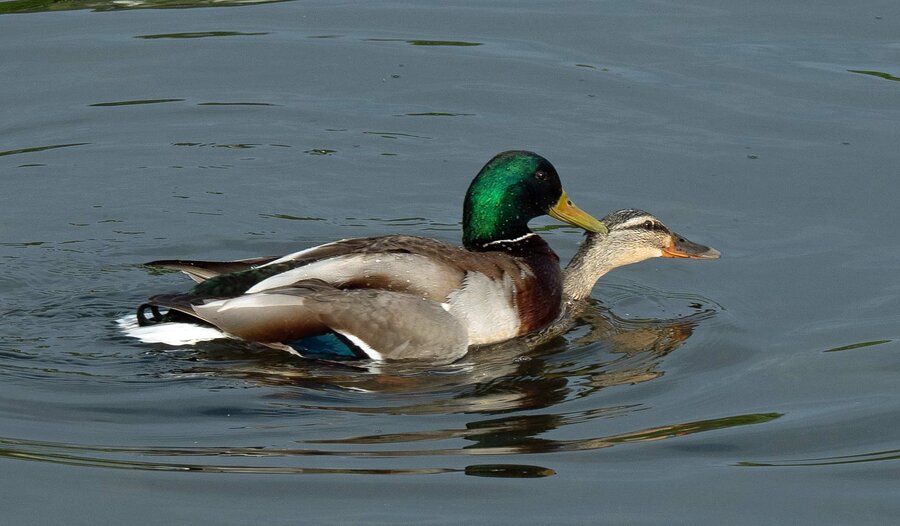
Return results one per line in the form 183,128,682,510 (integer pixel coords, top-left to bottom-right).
464,222,533,251
562,232,616,301
462,201,534,250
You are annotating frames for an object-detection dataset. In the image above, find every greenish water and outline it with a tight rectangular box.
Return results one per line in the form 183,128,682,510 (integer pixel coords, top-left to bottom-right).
2,0,899,524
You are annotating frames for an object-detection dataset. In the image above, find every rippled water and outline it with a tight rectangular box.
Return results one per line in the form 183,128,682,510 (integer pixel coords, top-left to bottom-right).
2,0,899,523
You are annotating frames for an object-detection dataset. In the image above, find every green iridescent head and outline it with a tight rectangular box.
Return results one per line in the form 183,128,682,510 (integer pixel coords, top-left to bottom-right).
462,151,606,249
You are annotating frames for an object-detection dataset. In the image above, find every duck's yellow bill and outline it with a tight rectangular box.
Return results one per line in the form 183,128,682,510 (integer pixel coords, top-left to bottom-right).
548,192,608,234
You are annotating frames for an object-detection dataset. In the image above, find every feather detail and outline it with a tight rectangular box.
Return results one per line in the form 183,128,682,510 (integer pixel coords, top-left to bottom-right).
156,280,470,363
145,256,279,283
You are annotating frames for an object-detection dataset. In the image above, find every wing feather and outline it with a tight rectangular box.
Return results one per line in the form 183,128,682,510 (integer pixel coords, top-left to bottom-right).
187,282,469,362
145,256,279,283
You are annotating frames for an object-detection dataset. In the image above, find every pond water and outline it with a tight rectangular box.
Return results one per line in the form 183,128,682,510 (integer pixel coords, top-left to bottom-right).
2,0,899,523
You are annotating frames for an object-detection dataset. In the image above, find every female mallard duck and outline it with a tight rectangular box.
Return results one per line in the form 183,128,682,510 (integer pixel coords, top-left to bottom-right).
137,151,607,362
525,208,720,346
563,208,720,303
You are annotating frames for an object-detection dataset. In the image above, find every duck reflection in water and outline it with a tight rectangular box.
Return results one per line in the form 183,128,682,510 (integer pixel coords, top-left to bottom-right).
166,301,727,456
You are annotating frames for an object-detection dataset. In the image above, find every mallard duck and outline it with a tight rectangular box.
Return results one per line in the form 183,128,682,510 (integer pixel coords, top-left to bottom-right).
525,208,720,347
137,151,607,362
563,208,720,302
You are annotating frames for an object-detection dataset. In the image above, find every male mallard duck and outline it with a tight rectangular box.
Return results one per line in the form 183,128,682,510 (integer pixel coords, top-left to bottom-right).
137,151,607,362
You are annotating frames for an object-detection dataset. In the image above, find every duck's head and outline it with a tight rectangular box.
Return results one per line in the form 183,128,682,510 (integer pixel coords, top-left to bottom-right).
564,208,720,300
588,208,720,268
462,151,607,249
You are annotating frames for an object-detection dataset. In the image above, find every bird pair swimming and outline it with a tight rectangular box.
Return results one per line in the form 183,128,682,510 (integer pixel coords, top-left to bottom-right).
137,151,718,363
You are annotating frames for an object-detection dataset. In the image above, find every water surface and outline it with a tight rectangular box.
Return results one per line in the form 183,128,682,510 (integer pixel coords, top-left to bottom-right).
2,0,899,523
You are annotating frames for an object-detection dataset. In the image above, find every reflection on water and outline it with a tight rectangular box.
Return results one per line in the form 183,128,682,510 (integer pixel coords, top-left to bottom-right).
401,112,475,117
90,98,185,107
846,70,900,82
365,38,482,47
0,143,90,158
823,339,892,353
739,447,900,468
0,412,779,476
362,130,433,140
258,213,325,221
196,102,279,106
136,31,268,39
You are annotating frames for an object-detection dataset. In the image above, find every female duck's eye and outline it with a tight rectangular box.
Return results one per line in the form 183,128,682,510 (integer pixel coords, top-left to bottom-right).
643,220,655,229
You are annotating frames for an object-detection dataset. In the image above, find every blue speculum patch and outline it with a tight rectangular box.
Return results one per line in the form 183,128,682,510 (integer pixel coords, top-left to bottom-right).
286,333,360,359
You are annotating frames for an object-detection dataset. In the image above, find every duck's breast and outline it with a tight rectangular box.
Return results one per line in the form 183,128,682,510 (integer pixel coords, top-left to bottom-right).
445,270,522,345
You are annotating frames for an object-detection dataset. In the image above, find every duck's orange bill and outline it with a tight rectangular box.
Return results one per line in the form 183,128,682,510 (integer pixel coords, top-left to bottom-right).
662,234,721,259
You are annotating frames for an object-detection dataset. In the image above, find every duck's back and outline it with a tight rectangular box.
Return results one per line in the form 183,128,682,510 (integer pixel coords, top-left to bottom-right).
149,234,564,346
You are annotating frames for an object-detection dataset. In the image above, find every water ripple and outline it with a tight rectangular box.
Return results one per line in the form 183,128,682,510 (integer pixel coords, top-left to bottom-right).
0,413,778,475
0,0,292,15
136,31,268,39
90,98,185,107
739,447,900,467
0,143,90,157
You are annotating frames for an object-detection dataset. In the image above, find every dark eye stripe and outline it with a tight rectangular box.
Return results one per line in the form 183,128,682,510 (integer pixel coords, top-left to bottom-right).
623,220,668,232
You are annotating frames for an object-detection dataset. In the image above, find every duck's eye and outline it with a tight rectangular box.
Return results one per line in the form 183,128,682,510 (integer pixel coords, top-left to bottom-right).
534,171,549,181
643,220,655,229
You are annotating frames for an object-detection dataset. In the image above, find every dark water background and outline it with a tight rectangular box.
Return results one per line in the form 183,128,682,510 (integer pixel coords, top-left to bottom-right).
2,0,899,523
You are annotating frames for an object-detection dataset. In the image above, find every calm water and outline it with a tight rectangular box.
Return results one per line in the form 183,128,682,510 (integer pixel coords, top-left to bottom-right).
2,0,899,523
